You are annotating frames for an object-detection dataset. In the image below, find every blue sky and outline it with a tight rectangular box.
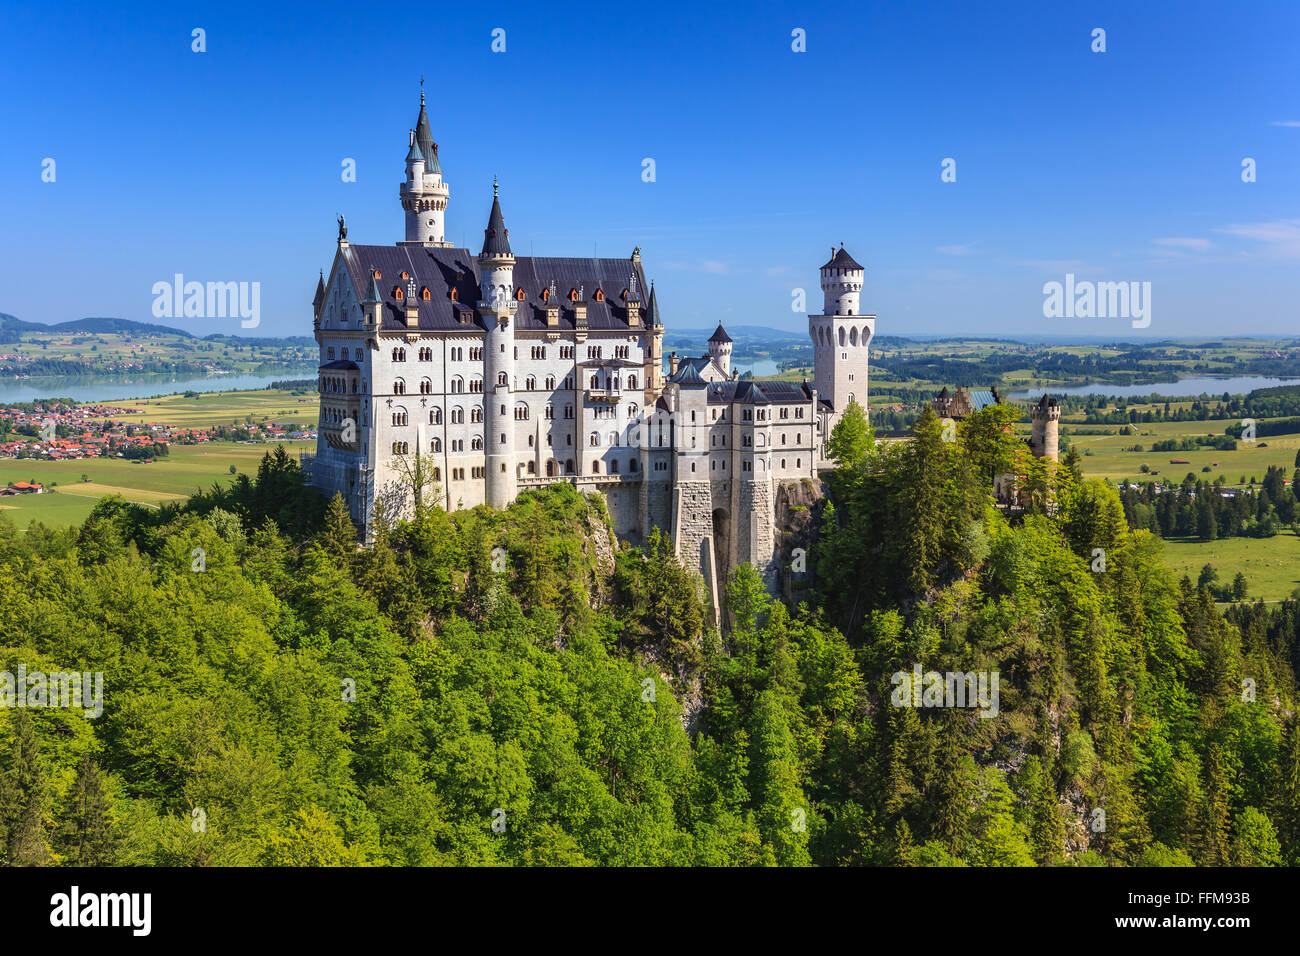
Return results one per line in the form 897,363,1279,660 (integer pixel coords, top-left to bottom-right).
2,0,1298,339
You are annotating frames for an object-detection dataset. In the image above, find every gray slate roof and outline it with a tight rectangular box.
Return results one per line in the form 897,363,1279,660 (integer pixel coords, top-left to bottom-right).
821,245,864,271
338,244,651,334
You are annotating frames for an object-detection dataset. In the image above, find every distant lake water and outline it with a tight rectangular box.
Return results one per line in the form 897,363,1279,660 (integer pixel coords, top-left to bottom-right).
0,369,317,404
1009,375,1300,399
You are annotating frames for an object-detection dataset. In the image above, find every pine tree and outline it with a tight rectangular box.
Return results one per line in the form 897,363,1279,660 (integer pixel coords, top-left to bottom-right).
0,711,53,866
1200,745,1232,866
319,492,358,560
1275,716,1300,865
57,756,116,865
826,398,874,470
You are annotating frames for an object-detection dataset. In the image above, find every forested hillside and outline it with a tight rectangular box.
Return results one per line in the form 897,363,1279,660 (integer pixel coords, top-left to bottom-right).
1,430,1298,866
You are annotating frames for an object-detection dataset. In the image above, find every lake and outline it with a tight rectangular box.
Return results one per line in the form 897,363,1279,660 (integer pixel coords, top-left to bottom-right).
0,370,318,405
1008,375,1300,399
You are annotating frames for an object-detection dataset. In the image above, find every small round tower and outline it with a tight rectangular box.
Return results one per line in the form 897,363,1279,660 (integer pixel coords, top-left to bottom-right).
399,89,451,245
1029,394,1060,461
479,179,516,509
708,323,733,377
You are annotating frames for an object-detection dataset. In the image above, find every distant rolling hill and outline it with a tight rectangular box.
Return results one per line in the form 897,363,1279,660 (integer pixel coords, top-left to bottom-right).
0,313,195,337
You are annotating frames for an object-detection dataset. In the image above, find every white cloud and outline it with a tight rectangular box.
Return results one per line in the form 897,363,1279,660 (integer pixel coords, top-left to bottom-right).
1268,120,1300,127
1215,219,1300,258
1153,237,1213,250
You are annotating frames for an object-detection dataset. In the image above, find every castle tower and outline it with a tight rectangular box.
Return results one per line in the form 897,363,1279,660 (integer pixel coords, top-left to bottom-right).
708,323,733,378
644,279,665,403
399,89,451,246
479,179,517,508
809,244,874,428
1029,394,1060,461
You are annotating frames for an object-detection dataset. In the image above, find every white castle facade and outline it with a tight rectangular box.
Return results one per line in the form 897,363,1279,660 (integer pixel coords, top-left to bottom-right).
305,92,875,597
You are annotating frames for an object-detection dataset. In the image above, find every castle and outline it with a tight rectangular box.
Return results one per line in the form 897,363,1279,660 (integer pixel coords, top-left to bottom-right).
304,92,874,602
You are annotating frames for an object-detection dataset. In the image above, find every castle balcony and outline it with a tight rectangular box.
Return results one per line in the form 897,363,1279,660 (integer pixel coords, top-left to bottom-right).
585,388,621,404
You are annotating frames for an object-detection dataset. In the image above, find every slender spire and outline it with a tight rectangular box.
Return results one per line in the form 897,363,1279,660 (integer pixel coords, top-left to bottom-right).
480,180,511,257
363,266,382,304
414,87,440,173
313,269,326,313
649,279,661,327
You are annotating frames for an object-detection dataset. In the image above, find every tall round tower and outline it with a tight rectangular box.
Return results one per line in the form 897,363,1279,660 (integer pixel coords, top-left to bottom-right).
708,323,733,377
1029,394,1060,461
399,90,451,246
809,244,875,428
479,179,517,509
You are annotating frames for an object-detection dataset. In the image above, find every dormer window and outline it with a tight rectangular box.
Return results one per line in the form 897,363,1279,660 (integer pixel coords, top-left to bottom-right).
373,270,381,280
594,289,605,302
400,271,409,280
516,287,526,301
621,288,630,300
449,287,458,302
420,287,431,301
393,287,403,300
542,288,550,303
569,288,579,302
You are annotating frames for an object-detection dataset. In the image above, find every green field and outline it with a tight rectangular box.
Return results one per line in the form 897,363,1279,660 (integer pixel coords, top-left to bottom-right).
1158,531,1300,602
94,388,319,428
0,440,314,528
1062,418,1299,487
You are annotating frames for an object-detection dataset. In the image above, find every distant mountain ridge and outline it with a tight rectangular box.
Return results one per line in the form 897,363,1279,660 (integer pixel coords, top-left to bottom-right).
0,313,315,346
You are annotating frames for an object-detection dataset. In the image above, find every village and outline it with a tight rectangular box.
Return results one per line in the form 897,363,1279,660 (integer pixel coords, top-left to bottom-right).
0,401,316,464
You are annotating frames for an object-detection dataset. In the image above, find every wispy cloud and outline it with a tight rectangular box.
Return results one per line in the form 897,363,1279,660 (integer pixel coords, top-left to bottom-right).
1012,258,1093,274
1153,237,1213,251
1215,219,1300,258
1268,120,1300,127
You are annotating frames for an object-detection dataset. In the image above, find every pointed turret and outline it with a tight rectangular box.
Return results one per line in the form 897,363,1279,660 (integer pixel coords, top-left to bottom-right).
313,269,326,314
362,266,383,328
649,280,661,327
414,89,440,173
480,178,512,258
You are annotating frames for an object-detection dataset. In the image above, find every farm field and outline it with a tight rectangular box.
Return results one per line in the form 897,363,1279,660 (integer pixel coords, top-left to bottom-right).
1158,531,1300,603
1061,418,1300,487
0,440,313,528
91,388,318,428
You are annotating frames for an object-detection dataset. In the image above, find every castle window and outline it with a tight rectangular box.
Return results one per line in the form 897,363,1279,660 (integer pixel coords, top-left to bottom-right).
471,436,483,450
420,378,432,394
545,403,554,420
373,270,382,280
452,407,464,424
432,437,441,452
781,458,786,468
527,460,536,474
545,375,555,390
400,271,409,281
421,287,431,301
501,433,507,445
838,327,846,347
471,407,483,423
516,287,526,301
590,432,599,446
433,467,441,480
566,459,574,474
498,372,508,386
569,288,579,301
327,347,335,360
394,379,406,395
449,287,458,302
628,374,637,389
621,288,630,300
394,287,403,301
594,288,604,302
526,376,536,390
609,432,619,446
451,376,463,393
610,459,618,473
629,459,637,472
542,288,550,303
470,378,483,393
565,404,574,419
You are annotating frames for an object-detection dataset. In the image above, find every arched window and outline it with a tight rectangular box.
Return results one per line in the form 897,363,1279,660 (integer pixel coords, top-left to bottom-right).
471,406,483,423
451,376,464,393
849,327,858,346
628,374,637,389
594,288,604,302
498,372,508,386
430,408,442,424
471,436,483,450
590,432,599,446
545,375,555,390
590,374,600,389
420,378,432,394
394,379,406,395
452,406,464,424
449,287,458,302
421,287,431,301
609,432,619,447
838,326,846,346
431,437,441,452
526,376,536,390
628,403,638,418
516,287,526,301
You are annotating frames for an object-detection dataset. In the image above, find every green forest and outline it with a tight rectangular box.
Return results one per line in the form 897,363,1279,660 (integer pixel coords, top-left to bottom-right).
2,410,1299,866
